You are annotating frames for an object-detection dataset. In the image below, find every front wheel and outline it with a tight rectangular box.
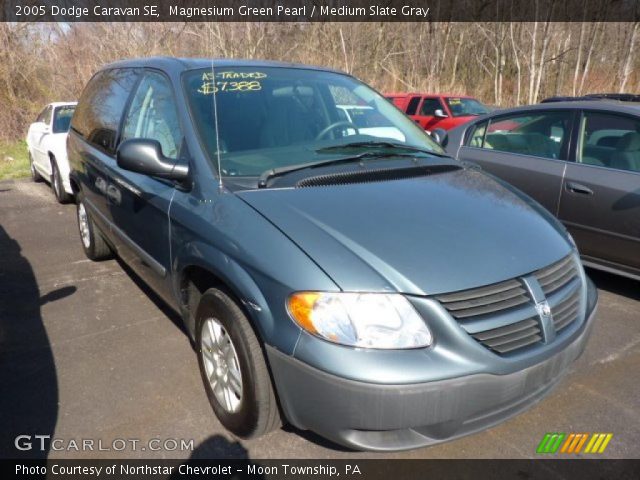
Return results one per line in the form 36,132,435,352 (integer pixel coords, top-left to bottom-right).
196,288,281,438
76,195,112,261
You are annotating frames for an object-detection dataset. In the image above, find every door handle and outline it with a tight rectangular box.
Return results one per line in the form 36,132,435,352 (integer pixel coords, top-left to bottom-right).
565,182,593,196
106,184,122,205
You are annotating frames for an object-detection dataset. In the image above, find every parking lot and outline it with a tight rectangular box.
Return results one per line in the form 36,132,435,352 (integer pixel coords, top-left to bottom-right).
1,179,639,460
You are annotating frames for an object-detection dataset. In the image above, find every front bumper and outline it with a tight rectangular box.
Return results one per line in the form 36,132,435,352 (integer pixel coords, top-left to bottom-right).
267,303,596,451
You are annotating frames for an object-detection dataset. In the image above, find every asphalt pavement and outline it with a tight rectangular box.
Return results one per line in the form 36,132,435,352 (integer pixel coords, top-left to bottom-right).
1,179,638,460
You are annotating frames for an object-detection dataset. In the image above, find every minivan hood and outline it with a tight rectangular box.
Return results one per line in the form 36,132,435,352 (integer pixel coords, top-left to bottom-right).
237,169,571,295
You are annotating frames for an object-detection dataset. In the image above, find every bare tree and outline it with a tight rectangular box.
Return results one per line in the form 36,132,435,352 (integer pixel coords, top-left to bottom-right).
1,21,640,142
618,22,639,92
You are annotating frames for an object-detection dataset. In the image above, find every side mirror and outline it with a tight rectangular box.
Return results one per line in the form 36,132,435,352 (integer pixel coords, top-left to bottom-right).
117,139,188,181
434,109,448,118
430,128,448,146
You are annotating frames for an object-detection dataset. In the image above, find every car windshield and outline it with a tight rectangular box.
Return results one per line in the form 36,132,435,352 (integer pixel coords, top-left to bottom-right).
446,97,488,117
52,106,76,134
183,67,444,178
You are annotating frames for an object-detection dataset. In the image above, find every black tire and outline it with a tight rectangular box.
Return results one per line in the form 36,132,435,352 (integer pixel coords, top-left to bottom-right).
196,288,281,438
29,152,42,182
76,194,112,261
51,158,72,204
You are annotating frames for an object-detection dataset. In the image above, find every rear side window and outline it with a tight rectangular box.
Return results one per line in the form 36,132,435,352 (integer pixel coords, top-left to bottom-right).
579,111,640,172
71,68,140,155
405,97,420,115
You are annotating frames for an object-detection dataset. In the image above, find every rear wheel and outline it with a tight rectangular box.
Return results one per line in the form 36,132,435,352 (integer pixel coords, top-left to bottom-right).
29,153,42,182
51,158,71,204
196,288,281,438
76,195,112,261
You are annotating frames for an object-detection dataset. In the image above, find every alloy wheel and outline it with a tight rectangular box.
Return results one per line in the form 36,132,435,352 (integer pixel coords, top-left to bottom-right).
200,317,243,413
77,202,91,249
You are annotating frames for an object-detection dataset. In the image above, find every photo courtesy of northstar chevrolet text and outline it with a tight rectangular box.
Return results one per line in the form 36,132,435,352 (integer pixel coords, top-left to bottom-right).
0,0,638,478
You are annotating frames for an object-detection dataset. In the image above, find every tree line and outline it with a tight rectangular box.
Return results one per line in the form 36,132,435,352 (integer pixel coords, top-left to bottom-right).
1,21,638,141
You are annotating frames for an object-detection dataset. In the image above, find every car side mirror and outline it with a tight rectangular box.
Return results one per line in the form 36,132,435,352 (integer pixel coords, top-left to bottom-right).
117,139,188,181
430,128,448,146
434,109,448,118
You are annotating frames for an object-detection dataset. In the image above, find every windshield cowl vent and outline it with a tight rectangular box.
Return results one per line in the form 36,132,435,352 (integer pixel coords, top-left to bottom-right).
295,164,459,188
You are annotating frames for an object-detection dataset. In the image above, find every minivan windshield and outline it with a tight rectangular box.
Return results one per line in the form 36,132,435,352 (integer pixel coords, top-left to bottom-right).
183,67,444,178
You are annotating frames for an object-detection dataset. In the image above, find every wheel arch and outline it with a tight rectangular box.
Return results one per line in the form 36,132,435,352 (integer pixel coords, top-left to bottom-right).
176,252,281,350
67,167,81,194
69,177,81,196
46,151,57,175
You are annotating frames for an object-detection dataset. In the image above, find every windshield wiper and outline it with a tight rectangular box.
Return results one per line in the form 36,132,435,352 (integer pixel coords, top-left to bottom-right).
315,140,443,155
257,151,423,188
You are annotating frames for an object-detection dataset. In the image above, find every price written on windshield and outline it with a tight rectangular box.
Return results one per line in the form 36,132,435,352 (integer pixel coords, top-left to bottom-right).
198,71,266,94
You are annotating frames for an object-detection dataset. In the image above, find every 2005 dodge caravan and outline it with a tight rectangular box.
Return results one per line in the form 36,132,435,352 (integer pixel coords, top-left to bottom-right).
68,58,597,451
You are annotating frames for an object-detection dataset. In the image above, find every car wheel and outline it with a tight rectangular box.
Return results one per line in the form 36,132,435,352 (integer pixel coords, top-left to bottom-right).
51,159,71,204
29,153,42,182
76,195,112,261
196,288,281,438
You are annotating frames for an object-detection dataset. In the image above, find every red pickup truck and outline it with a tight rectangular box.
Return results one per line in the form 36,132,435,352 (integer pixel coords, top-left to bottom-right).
385,93,489,132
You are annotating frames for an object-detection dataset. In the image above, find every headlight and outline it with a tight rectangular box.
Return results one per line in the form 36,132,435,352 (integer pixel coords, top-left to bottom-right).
287,292,432,349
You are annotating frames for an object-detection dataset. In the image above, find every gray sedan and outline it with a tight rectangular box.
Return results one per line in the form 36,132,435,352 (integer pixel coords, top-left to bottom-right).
443,101,640,281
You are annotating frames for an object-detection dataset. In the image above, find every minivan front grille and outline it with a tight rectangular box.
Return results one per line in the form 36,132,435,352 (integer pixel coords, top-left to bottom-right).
471,317,543,354
435,254,582,356
553,289,581,332
435,279,529,319
535,255,578,296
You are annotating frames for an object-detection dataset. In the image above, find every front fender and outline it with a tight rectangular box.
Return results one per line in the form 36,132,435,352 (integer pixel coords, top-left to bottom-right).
170,189,339,355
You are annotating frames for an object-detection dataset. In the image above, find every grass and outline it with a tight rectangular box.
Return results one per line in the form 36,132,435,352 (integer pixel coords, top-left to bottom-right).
0,140,30,180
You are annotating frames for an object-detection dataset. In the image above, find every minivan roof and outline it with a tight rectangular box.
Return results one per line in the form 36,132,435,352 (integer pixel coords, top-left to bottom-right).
101,56,347,75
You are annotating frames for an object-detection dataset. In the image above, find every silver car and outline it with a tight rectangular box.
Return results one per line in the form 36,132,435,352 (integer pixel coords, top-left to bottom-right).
443,100,640,282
